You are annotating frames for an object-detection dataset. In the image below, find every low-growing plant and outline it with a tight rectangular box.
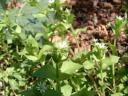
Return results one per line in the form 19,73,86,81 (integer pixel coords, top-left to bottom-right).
0,0,128,96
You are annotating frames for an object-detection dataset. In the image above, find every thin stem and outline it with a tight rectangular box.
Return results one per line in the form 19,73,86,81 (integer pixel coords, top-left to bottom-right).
68,78,77,92
70,26,80,52
16,45,19,53
76,37,80,52
56,62,61,93
113,38,117,55
112,62,116,93
88,74,99,95
112,38,117,93
100,61,105,96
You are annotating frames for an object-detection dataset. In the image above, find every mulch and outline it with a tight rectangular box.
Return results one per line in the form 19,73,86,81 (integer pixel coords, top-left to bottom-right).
65,0,128,55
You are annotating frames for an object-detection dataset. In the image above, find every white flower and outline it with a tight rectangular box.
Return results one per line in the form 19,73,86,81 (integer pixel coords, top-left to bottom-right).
95,42,106,49
36,82,47,93
93,39,107,49
116,16,123,20
49,0,55,3
93,39,98,43
55,40,69,49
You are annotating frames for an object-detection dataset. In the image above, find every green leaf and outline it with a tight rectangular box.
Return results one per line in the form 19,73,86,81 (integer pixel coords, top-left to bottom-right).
0,23,6,31
9,79,18,90
61,61,82,74
19,81,26,86
33,64,57,80
71,86,96,96
108,43,118,55
25,35,39,54
35,32,43,40
6,67,14,75
26,35,39,49
7,36,13,44
112,16,126,37
61,84,72,96
111,93,124,96
13,73,22,80
0,71,3,78
97,72,107,79
38,44,53,60
102,55,119,68
44,89,61,96
21,88,35,96
121,53,128,63
39,0,49,9
39,45,53,55
73,27,87,36
124,87,128,94
83,60,94,70
3,77,8,83
25,55,38,61
15,25,21,33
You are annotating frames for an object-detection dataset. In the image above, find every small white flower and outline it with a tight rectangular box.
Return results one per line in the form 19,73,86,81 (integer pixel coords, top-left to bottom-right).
36,82,47,93
95,42,106,49
55,40,69,49
49,0,55,3
93,39,107,49
93,39,98,43
116,16,123,20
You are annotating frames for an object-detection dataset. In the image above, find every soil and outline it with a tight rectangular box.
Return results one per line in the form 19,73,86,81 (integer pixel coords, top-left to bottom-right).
65,0,128,55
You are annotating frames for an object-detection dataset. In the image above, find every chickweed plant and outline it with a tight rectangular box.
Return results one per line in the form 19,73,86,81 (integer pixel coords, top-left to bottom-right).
0,0,128,96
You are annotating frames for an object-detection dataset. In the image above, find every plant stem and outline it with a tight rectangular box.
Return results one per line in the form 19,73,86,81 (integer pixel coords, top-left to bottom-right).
112,38,117,93
112,60,116,93
71,26,80,52
88,74,99,95
56,62,61,93
100,61,105,96
113,38,117,55
76,37,80,52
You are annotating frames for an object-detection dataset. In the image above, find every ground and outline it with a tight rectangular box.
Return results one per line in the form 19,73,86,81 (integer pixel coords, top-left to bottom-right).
64,0,128,56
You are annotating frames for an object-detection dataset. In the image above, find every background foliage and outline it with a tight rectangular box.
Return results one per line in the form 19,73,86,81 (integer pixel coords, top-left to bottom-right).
0,0,128,96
